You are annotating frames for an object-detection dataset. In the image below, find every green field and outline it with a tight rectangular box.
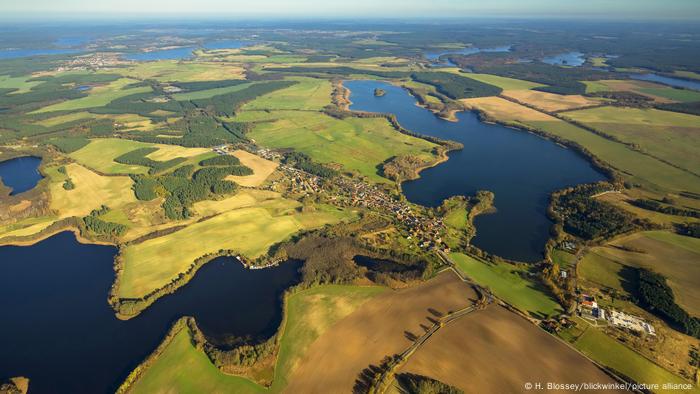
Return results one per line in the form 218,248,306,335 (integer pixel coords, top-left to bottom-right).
637,87,700,102
128,285,386,393
579,231,700,316
244,110,438,183
568,326,698,394
463,73,545,90
171,82,253,101
564,107,700,175
551,249,576,270
241,77,332,111
69,138,210,175
450,253,562,317
118,201,354,298
117,61,246,82
0,74,42,94
32,78,151,113
527,119,700,194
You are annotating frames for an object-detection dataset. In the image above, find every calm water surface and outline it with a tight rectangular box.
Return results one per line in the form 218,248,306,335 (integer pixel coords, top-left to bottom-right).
542,51,585,67
345,80,605,262
425,45,511,66
631,73,700,91
0,156,43,195
124,46,197,61
0,232,301,393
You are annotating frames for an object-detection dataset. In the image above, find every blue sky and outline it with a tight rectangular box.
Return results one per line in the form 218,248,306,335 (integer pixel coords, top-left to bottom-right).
2,0,699,20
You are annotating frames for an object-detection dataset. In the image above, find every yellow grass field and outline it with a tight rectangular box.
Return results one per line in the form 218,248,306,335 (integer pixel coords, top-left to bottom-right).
117,200,351,299
225,150,278,187
116,61,246,82
48,163,137,218
69,138,210,174
462,96,555,122
502,89,603,112
398,306,621,393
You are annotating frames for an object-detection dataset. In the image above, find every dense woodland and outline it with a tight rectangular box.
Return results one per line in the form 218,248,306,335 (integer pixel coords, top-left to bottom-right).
637,269,700,338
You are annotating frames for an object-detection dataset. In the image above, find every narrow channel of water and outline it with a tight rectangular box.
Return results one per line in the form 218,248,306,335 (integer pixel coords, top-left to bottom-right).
0,156,43,195
631,73,700,91
345,80,606,262
0,232,301,393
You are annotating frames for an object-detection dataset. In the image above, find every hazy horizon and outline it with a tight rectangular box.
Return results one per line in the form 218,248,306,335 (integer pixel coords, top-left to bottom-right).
2,0,699,21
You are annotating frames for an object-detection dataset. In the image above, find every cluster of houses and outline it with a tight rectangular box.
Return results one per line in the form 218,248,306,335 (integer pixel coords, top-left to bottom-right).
332,176,448,252
55,52,125,72
579,294,655,336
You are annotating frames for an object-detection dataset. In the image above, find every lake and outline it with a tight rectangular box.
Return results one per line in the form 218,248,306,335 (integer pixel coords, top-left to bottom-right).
542,51,585,67
425,45,511,66
631,73,700,91
0,156,43,195
0,232,301,393
345,80,605,262
0,48,80,59
124,46,197,61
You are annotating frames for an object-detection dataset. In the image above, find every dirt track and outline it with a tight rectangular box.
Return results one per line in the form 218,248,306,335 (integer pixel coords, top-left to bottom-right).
283,272,477,393
400,305,625,393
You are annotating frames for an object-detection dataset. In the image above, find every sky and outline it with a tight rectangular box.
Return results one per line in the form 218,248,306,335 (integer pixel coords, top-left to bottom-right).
2,0,699,20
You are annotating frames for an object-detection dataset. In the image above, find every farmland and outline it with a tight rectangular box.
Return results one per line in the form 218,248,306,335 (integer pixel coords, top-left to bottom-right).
245,110,438,183
117,200,355,298
450,253,562,317
563,106,700,173
128,284,385,394
284,272,477,393
398,306,620,393
579,231,700,316
32,77,151,113
562,324,698,394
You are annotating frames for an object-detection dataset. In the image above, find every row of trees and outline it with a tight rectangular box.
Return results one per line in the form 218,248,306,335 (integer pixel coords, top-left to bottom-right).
283,151,338,178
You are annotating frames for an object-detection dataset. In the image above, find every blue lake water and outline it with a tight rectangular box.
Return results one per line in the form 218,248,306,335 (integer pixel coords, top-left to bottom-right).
542,51,586,67
631,73,700,91
0,48,80,59
0,156,43,195
0,232,301,393
124,46,196,61
345,80,605,262
425,45,511,66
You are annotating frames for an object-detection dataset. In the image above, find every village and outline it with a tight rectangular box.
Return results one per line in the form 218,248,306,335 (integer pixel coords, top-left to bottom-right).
250,145,450,254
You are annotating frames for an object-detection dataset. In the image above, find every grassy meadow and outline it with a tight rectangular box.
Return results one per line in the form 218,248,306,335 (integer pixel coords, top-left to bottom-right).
579,231,700,316
565,325,698,394
118,200,354,298
563,106,700,173
32,78,151,113
244,110,438,183
450,253,562,317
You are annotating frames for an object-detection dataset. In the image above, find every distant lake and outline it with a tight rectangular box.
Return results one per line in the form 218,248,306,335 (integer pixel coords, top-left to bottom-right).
54,37,89,47
425,45,511,66
124,46,197,61
631,73,700,91
0,232,301,393
0,156,43,195
542,51,585,67
345,80,605,262
0,48,80,59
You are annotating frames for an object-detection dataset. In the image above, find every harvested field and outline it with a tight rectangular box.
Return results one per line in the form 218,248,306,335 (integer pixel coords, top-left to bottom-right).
225,150,278,187
399,306,623,393
502,89,603,112
461,96,555,122
283,272,477,393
